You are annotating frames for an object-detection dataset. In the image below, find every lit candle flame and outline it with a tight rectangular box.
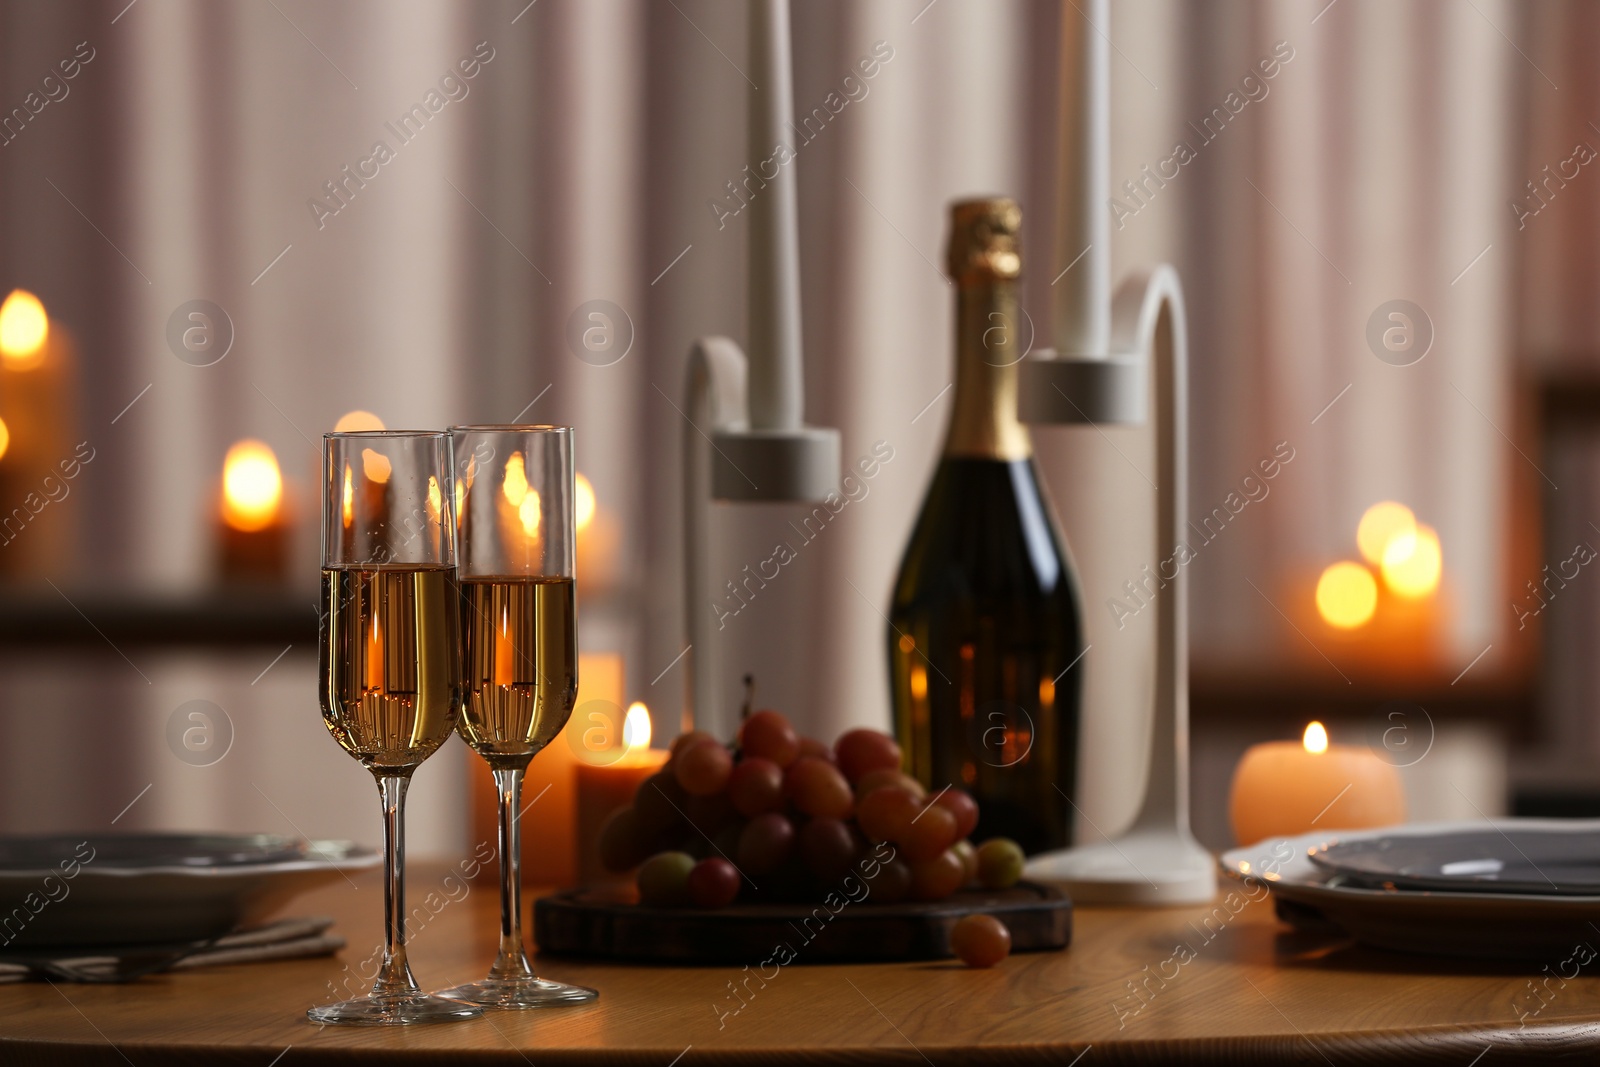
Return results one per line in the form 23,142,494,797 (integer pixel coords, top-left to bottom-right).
0,290,48,370
623,701,652,752
1303,721,1328,754
221,440,283,532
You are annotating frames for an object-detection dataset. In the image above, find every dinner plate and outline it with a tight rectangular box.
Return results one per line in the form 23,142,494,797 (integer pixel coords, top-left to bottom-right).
1221,819,1600,959
0,833,378,948
1308,825,1600,896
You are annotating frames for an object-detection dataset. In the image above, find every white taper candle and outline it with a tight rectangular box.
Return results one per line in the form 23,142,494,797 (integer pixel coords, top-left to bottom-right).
747,0,804,431
1053,0,1111,357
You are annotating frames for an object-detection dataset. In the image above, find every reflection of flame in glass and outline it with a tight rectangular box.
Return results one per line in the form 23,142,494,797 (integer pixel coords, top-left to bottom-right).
1381,524,1441,599
221,440,283,532
576,473,596,532
453,479,465,524
1315,561,1377,629
502,452,529,506
519,490,541,538
0,416,11,462
1357,501,1415,565
342,464,354,528
426,476,443,521
0,290,48,369
1303,720,1328,754
623,701,652,752
334,410,385,433
361,447,391,483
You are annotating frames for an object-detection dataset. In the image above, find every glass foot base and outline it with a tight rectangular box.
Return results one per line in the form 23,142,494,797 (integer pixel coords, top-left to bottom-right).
307,992,484,1026
437,975,599,1009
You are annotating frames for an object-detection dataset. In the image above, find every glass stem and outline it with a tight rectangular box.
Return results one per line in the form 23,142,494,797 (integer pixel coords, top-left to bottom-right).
489,766,536,981
372,773,420,999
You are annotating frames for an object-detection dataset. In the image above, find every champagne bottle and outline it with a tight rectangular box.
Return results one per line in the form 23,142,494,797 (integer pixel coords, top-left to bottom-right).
888,197,1085,854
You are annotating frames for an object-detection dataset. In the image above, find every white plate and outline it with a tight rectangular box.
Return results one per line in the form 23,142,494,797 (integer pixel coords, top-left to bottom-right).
0,834,379,949
1220,819,1600,959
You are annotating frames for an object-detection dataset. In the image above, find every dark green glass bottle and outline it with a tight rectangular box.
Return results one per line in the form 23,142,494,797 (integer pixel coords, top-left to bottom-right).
888,198,1085,855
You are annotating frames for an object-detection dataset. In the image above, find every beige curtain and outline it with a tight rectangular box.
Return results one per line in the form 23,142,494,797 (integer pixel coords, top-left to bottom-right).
0,0,1529,853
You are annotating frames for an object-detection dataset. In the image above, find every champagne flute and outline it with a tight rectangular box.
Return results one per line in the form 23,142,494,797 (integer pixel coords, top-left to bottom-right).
309,431,481,1026
439,425,597,1008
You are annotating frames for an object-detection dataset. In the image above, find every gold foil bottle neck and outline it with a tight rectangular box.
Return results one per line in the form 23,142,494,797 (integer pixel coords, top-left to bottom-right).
946,198,1023,285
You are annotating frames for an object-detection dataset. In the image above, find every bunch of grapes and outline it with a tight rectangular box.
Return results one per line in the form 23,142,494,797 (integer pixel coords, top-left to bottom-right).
598,710,1025,909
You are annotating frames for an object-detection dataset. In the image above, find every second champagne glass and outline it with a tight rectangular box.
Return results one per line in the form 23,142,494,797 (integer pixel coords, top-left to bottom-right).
440,425,597,1009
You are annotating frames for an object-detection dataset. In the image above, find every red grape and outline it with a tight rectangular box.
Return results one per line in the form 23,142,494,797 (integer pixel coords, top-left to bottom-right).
687,857,741,908
740,710,800,767
634,771,688,840
934,789,980,839
797,735,832,761
675,737,733,796
798,817,857,885
834,729,902,783
685,790,737,835
784,757,854,820
857,786,920,845
951,838,978,885
727,757,785,817
737,812,795,876
598,807,649,872
951,914,1011,967
856,768,926,800
900,804,959,862
668,730,714,766
976,838,1025,890
911,848,966,901
868,856,912,904
637,851,695,906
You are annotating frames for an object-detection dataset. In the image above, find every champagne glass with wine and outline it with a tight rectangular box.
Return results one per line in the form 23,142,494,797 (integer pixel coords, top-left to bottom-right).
439,425,597,1009
310,431,481,1026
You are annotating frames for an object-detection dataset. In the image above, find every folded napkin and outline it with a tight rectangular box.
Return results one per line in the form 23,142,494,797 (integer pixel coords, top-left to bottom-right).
0,916,343,983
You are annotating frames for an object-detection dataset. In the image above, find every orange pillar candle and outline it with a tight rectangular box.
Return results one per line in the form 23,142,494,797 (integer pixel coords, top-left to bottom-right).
1229,721,1406,846
576,702,667,886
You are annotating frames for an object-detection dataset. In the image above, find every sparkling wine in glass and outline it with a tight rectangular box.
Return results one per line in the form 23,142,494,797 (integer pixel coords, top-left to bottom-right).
309,431,481,1026
439,425,597,1009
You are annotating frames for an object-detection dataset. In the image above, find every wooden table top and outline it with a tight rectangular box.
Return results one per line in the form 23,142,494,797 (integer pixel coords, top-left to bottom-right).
3,863,1599,1065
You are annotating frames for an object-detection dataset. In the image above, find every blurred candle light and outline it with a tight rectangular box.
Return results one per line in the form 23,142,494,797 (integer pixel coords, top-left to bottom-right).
573,471,619,592
1356,501,1416,565
575,473,596,532
0,290,48,369
1381,523,1442,599
0,416,12,462
0,290,76,578
1315,561,1378,629
334,410,385,433
218,439,288,581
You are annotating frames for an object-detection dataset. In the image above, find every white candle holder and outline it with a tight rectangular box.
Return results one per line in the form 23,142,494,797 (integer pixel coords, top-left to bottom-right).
679,0,841,741
1019,0,1214,905
1020,267,1215,905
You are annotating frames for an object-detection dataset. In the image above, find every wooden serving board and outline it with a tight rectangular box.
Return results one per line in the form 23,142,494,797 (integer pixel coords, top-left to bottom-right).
534,881,1071,964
